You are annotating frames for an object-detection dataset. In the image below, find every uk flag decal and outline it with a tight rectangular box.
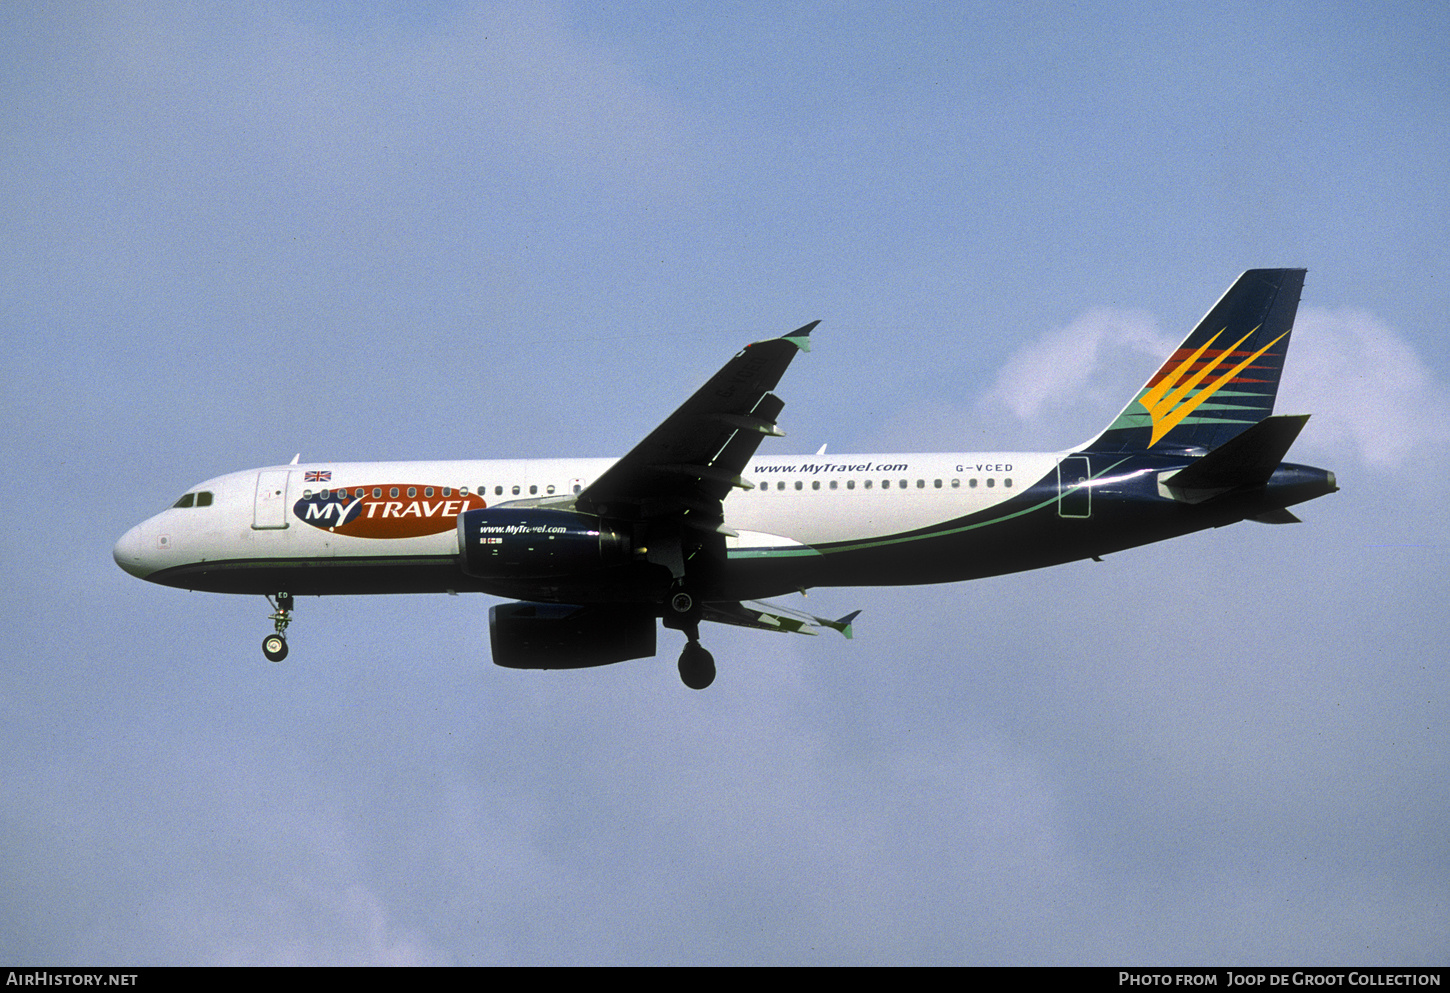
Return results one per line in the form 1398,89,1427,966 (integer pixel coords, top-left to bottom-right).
303,470,332,482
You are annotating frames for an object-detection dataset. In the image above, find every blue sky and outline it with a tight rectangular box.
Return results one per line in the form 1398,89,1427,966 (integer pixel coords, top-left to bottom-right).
3,1,1446,964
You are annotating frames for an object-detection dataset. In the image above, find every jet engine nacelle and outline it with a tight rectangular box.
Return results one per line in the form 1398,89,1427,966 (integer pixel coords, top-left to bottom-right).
489,601,657,669
457,507,630,579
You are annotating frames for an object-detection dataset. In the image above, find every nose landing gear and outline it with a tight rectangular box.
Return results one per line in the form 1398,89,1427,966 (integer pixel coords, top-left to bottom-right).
262,593,294,662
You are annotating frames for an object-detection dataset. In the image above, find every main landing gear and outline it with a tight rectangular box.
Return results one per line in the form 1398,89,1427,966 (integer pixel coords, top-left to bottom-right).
262,592,293,662
678,639,715,690
667,588,715,690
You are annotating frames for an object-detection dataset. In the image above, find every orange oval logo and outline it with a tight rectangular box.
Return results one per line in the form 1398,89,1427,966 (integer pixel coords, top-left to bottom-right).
293,486,487,539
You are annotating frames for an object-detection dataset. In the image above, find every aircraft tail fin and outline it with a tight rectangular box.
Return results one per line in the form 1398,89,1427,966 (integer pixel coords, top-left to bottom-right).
1087,268,1306,454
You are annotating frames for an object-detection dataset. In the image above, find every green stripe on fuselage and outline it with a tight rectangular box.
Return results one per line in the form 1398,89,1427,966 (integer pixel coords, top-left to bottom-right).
726,459,1130,560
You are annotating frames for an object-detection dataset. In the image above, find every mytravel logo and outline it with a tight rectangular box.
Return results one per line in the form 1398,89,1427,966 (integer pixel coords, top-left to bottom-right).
1139,326,1288,447
293,485,487,539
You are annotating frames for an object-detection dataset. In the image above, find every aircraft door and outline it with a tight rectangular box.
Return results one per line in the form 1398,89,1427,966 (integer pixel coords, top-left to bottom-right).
253,470,292,530
1057,456,1091,518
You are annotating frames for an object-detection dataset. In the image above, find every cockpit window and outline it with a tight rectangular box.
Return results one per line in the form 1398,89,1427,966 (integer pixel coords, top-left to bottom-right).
196,491,213,506
172,493,195,509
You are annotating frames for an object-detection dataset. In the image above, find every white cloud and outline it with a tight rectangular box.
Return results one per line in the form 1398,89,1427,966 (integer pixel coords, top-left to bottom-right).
1278,307,1450,470
201,881,452,967
968,308,1172,450
980,308,1170,424
852,309,1175,453
975,303,1448,470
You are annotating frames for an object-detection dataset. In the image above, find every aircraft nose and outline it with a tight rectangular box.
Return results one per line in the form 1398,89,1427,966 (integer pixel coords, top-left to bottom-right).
113,523,154,579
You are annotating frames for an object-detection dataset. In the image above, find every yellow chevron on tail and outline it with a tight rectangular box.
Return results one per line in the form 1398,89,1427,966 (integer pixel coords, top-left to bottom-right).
1140,328,1289,447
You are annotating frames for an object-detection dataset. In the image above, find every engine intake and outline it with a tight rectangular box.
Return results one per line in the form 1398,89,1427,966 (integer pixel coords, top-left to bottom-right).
458,508,629,579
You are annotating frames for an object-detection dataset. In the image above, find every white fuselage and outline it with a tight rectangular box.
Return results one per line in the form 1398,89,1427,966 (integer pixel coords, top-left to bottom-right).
113,451,1063,589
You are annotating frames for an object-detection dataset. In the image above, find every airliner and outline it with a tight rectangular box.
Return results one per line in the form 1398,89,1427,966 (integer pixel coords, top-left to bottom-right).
114,269,1337,688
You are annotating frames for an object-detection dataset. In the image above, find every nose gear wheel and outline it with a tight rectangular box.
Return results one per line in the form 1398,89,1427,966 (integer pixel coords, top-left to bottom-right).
262,593,294,662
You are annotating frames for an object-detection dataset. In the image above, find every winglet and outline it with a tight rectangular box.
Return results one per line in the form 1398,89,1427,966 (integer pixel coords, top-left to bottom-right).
823,609,861,640
782,321,820,353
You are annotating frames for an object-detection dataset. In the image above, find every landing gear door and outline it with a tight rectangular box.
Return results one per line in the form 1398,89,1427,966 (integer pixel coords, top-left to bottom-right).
1057,456,1091,519
253,470,292,530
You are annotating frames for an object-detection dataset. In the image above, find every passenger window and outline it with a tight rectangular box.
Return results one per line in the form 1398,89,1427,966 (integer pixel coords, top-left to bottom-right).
196,491,213,506
864,480,872,490
777,482,785,491
900,479,908,489
794,481,803,491
547,484,555,495
987,478,995,488
847,480,855,490
951,479,960,488
172,493,194,509
495,486,503,496
829,480,837,490
389,487,399,498
512,485,521,495
916,479,925,488
812,480,820,490
969,479,977,489
425,487,434,497
1005,478,1013,488
882,480,890,489
934,479,942,489
443,487,453,496
573,484,581,494
530,485,538,495
407,487,417,498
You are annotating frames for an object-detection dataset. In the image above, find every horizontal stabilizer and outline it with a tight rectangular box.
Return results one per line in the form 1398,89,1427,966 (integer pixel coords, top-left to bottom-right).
1166,414,1310,491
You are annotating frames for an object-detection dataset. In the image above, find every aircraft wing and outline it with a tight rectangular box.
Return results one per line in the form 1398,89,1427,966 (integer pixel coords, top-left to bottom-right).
575,322,818,536
702,599,860,638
